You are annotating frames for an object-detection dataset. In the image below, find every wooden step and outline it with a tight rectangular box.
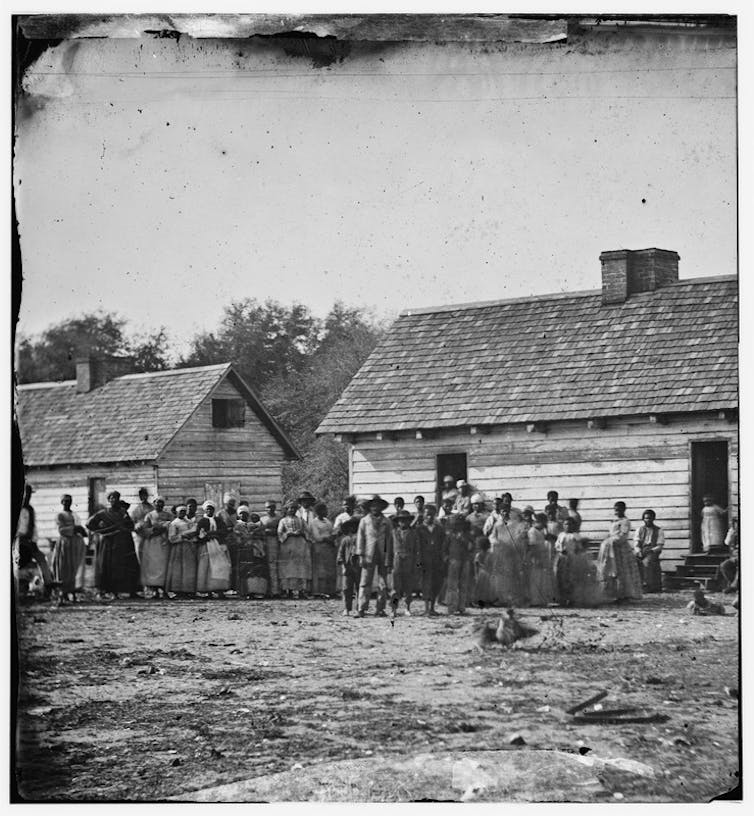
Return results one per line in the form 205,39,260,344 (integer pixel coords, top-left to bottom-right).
675,564,720,578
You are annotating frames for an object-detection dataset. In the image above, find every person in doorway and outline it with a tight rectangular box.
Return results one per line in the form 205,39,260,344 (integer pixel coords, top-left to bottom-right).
53,494,88,604
441,476,458,506
129,488,153,564
453,480,473,516
355,495,393,618
633,509,665,593
701,495,727,552
86,491,139,599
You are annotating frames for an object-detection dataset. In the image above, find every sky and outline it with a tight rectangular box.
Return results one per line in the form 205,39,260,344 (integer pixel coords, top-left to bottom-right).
13,16,737,358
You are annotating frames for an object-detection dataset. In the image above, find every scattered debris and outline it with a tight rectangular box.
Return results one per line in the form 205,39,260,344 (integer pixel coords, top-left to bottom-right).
566,690,608,715
724,686,739,700
508,733,527,746
227,613,242,621
170,757,182,767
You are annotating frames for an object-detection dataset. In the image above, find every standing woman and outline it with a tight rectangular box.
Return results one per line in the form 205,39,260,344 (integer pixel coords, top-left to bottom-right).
277,501,312,599
141,497,174,599
260,501,282,598
634,509,665,593
527,512,554,606
555,517,601,607
87,491,139,599
195,500,231,598
487,501,526,607
597,501,642,602
53,494,88,603
310,502,337,598
701,495,727,553
165,505,199,598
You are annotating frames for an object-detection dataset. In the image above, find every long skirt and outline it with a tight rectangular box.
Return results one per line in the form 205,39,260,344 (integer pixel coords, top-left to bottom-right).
140,534,171,587
489,541,525,606
597,539,642,601
52,534,86,594
311,541,337,596
639,551,663,593
528,549,555,607
97,532,139,595
279,534,312,593
569,551,602,607
196,540,232,593
238,541,269,596
702,515,726,552
165,542,198,593
265,534,280,596
553,552,573,604
472,555,495,606
392,553,417,599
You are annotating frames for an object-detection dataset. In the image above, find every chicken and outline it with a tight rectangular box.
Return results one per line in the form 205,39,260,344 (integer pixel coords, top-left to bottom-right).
474,609,539,650
687,587,726,616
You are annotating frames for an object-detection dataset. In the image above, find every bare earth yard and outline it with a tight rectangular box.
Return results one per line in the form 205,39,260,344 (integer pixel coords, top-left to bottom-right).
13,592,739,802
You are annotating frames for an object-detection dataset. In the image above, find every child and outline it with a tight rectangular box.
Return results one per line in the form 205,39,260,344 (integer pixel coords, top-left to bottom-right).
391,510,419,616
472,535,494,608
438,497,456,524
445,515,472,615
411,495,426,528
701,495,727,552
336,517,360,615
527,512,554,606
418,504,446,616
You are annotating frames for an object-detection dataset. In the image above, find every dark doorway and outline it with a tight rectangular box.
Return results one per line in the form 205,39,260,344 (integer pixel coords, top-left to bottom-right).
690,441,729,553
436,453,468,507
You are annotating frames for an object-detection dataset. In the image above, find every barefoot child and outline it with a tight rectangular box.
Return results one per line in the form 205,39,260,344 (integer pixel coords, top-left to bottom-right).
336,517,360,615
391,510,419,616
418,504,446,615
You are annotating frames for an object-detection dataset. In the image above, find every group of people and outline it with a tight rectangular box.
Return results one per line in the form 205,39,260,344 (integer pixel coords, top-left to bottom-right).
14,477,738,612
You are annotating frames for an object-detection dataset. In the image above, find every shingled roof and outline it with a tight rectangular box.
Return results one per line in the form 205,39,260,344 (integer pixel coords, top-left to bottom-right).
16,363,298,466
317,276,738,435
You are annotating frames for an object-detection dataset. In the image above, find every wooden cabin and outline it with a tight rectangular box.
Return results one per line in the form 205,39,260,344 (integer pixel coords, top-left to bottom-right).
16,361,298,544
316,248,738,573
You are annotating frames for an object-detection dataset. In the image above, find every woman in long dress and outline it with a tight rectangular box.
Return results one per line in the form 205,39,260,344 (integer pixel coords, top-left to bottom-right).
53,494,88,603
195,500,231,598
87,491,139,598
310,502,337,597
527,513,555,606
597,501,642,602
701,495,727,552
277,501,312,598
555,518,601,607
141,497,174,599
634,509,665,593
165,505,198,597
487,505,526,607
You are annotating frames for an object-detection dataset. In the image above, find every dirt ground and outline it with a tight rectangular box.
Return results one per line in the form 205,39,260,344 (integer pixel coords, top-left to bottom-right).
13,590,740,803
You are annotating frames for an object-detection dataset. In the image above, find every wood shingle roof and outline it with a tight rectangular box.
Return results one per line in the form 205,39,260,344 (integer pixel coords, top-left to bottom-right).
16,363,298,466
316,276,738,435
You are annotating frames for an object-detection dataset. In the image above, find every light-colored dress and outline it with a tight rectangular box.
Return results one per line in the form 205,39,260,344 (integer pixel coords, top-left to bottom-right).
278,515,312,592
310,516,337,596
141,509,174,588
555,532,601,607
526,525,554,606
129,501,153,564
53,510,87,594
196,515,231,592
165,516,198,593
488,514,526,607
597,517,642,601
701,505,727,552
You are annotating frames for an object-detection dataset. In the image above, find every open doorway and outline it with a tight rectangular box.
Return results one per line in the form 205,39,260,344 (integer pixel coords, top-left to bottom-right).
690,441,729,553
435,453,468,508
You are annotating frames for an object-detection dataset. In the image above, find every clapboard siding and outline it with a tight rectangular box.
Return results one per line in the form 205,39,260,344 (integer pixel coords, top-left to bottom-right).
350,414,738,571
157,375,285,509
24,464,156,544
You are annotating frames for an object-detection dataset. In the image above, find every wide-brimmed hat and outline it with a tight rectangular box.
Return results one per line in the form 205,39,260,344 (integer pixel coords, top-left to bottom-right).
297,491,316,504
366,494,389,511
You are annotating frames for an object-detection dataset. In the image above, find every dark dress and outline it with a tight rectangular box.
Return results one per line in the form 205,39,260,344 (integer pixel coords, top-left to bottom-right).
87,508,139,594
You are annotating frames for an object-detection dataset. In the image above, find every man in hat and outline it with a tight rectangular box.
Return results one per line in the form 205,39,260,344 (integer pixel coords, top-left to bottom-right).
441,476,458,506
129,487,153,564
260,500,282,597
356,495,394,617
296,491,317,536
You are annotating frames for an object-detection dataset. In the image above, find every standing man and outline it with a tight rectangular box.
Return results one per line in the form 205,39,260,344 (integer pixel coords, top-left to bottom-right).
261,500,282,597
129,487,153,564
356,495,394,618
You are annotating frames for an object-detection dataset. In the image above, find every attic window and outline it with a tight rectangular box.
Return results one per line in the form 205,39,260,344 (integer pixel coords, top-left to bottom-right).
212,398,246,428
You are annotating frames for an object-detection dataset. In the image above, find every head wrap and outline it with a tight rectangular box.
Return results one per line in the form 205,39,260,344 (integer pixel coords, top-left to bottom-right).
470,493,484,505
154,495,165,504
175,505,187,515
238,504,251,516
202,500,216,511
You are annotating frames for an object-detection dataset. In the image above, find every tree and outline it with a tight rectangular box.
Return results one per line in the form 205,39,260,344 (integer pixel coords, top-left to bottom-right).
179,298,319,391
15,312,171,383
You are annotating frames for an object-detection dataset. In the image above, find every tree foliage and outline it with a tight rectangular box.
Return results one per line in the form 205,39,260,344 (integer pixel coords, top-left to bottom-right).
15,313,171,383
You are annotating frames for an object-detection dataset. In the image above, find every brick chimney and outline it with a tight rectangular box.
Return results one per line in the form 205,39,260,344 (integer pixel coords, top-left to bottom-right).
75,354,134,393
600,248,680,304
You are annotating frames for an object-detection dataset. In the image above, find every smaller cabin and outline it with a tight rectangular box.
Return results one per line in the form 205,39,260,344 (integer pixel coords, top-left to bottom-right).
16,361,298,543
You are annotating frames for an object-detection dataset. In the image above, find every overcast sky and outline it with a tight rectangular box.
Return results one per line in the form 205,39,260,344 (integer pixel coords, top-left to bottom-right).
14,18,736,357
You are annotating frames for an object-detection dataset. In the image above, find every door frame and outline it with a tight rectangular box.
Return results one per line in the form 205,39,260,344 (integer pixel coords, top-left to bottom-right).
688,438,730,554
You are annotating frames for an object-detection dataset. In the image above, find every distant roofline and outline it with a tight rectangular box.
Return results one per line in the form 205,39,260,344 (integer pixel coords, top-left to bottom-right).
16,362,232,389
400,274,737,317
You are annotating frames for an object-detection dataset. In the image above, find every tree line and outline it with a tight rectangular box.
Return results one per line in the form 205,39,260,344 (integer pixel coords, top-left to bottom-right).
15,301,386,503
